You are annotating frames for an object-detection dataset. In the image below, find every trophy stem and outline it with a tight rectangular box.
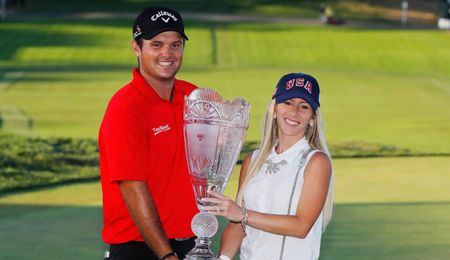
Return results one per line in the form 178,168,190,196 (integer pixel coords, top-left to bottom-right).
185,237,215,260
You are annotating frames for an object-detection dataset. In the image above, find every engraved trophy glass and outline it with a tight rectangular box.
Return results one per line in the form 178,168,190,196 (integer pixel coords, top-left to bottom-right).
184,88,250,259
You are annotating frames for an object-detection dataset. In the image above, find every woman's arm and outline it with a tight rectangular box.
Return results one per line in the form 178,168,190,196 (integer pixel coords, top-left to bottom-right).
206,152,332,239
216,152,253,258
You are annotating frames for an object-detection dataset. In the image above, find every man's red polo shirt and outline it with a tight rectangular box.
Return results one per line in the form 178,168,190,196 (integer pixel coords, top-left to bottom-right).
99,69,199,244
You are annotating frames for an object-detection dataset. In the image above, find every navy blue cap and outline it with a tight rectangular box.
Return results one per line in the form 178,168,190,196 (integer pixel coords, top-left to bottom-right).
272,73,320,110
133,7,188,41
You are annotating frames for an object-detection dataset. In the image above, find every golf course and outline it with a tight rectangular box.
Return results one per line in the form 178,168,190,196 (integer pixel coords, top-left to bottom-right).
0,0,449,259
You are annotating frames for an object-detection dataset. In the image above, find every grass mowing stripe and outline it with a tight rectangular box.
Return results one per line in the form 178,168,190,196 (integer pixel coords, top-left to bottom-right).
321,201,450,260
0,20,213,68
1,157,449,259
214,24,450,76
332,157,450,203
180,68,450,153
0,204,105,259
0,67,449,152
2,21,450,75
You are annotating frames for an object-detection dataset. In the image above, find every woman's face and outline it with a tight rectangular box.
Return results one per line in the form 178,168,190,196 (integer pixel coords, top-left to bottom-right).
275,98,315,140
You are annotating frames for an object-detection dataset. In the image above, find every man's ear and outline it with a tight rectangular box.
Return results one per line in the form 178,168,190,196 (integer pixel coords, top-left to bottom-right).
131,40,141,57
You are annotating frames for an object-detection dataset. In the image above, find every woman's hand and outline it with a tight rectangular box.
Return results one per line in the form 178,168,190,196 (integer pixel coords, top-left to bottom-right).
202,191,243,223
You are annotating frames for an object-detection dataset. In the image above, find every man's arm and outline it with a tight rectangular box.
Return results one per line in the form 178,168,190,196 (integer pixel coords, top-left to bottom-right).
119,180,178,259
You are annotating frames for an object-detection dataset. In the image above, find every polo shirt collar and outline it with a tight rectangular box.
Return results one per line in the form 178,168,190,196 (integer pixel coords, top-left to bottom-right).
268,137,309,165
131,68,180,102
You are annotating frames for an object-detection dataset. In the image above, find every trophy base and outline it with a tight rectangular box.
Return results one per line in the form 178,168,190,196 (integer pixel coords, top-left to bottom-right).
184,237,216,260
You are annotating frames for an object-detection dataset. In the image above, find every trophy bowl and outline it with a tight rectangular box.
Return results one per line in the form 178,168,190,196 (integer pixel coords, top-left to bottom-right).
184,88,250,259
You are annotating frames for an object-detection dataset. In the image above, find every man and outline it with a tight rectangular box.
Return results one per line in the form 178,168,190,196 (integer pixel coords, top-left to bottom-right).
99,6,199,260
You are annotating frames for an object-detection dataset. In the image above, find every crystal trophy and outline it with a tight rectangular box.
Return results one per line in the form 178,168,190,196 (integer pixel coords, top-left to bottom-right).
184,88,250,259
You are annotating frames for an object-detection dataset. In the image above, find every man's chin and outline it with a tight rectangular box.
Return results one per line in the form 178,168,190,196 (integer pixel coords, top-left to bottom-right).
158,70,180,80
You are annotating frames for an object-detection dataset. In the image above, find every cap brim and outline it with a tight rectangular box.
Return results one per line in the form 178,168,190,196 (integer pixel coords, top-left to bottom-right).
141,27,189,41
274,92,319,110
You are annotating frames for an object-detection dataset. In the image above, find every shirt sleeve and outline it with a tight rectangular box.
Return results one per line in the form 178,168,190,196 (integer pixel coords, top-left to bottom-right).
100,104,149,182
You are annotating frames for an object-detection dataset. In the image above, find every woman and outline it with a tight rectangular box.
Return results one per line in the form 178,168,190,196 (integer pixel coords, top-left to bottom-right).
203,73,334,260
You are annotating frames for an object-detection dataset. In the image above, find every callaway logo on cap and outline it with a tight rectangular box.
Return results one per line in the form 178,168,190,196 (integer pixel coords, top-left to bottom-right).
133,6,188,41
272,73,321,110
151,10,178,23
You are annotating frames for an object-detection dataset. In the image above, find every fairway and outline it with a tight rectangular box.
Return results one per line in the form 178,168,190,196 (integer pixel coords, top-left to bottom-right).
1,4,450,260
1,68,449,154
1,20,450,153
1,157,449,259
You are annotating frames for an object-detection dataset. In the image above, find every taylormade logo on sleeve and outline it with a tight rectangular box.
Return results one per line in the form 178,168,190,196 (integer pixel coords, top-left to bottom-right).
153,124,171,135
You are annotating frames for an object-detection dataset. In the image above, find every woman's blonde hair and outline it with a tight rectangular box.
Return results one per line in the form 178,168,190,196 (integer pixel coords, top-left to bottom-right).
236,99,334,232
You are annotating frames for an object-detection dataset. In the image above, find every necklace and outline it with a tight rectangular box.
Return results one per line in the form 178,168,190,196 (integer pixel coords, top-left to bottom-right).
265,159,287,175
265,144,311,175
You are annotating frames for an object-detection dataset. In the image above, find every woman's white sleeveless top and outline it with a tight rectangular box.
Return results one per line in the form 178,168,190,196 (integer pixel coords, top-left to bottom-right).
240,137,323,260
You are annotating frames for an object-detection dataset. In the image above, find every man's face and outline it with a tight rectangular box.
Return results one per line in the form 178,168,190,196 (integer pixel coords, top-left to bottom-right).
134,31,184,81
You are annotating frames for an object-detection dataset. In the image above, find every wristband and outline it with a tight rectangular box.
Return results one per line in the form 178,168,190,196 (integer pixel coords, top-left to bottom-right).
159,251,177,260
217,254,231,260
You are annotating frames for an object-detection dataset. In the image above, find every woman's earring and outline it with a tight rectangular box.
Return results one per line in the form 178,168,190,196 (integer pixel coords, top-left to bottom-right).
273,114,277,119
309,121,314,126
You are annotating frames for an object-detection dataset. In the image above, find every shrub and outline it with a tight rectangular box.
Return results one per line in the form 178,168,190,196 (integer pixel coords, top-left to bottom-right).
0,134,99,192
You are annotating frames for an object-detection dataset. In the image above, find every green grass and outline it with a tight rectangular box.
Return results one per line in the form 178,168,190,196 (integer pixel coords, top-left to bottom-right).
1,19,450,153
321,157,450,259
322,202,450,260
214,24,450,76
0,134,99,192
0,2,448,259
2,68,449,153
0,181,105,259
1,157,449,259
224,156,450,202
3,20,450,74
